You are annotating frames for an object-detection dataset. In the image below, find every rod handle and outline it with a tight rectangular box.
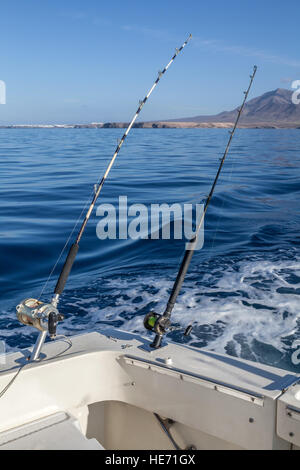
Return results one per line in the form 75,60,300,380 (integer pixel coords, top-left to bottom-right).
54,243,79,295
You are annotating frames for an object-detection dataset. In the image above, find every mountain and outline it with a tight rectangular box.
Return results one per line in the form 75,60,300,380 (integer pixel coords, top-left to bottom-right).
172,89,300,125
2,89,300,130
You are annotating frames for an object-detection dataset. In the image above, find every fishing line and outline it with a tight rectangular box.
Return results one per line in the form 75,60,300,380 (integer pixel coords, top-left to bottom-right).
38,187,95,300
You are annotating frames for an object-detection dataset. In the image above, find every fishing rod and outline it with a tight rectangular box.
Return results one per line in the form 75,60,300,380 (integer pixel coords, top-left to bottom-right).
144,65,258,349
16,35,192,361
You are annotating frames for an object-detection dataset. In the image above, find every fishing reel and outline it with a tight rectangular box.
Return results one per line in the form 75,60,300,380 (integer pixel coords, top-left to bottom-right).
144,312,171,349
16,298,64,338
144,312,171,335
144,311,194,349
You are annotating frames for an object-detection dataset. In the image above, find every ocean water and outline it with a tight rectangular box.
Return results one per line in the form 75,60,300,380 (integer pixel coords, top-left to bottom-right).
0,128,300,372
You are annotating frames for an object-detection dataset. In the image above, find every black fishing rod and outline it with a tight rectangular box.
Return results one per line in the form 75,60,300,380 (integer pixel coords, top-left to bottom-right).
144,65,257,349
16,35,192,361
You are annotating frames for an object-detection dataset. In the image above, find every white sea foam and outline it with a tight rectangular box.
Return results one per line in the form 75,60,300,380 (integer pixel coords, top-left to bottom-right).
2,256,300,365
56,255,300,362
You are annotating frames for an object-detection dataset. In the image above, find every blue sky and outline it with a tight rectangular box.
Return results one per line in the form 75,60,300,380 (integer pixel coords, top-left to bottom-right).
0,0,300,124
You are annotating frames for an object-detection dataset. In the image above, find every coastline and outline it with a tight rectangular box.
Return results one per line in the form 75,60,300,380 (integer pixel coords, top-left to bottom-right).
1,121,300,129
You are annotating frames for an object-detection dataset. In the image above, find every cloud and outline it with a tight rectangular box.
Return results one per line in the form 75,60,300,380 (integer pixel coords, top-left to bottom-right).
193,37,300,68
120,26,300,68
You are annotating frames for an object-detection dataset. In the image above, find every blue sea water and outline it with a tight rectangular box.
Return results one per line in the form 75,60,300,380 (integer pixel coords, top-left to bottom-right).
0,128,300,372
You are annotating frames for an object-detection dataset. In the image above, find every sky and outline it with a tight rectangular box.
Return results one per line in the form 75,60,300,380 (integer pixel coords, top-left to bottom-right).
0,0,300,124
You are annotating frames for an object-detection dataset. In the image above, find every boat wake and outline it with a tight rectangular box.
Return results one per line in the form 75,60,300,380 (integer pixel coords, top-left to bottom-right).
54,251,300,372
2,251,300,371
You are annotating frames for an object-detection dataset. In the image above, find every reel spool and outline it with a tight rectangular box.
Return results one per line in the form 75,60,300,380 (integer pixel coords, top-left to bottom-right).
144,312,171,349
144,312,161,332
16,298,63,336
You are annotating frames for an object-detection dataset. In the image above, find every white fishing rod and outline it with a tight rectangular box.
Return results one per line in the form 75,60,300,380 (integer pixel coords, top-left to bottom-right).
53,33,192,305
16,35,192,361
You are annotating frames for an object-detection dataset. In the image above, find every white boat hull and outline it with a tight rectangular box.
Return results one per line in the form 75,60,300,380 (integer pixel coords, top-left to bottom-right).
0,329,299,450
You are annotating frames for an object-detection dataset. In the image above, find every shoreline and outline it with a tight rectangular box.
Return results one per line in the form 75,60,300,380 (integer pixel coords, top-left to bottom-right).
0,121,300,129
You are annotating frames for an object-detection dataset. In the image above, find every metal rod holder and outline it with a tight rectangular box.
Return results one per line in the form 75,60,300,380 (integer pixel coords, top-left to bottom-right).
30,330,47,361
